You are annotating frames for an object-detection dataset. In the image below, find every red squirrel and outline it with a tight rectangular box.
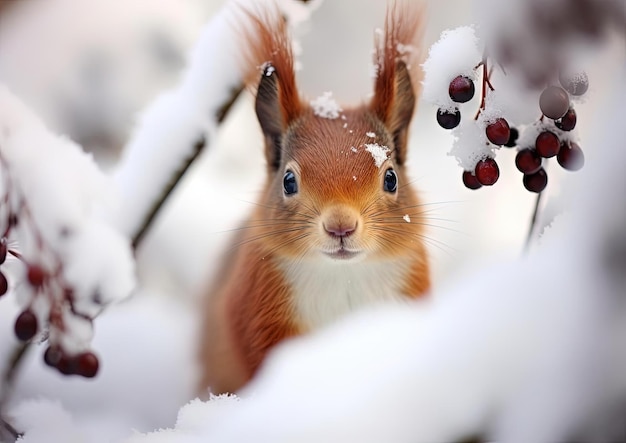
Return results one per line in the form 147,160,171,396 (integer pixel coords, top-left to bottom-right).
199,1,430,394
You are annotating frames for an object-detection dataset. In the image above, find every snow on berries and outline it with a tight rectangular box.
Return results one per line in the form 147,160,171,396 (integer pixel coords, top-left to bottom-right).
422,25,588,193
485,118,510,146
449,75,475,103
0,87,136,378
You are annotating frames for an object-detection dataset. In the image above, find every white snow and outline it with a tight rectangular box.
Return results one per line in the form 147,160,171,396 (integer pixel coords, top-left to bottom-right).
274,0,325,28
0,86,135,355
310,91,342,119
110,0,250,238
366,131,376,138
403,214,411,223
11,399,101,443
8,290,198,441
449,118,493,171
478,71,542,126
364,143,390,168
421,26,481,112
123,395,241,443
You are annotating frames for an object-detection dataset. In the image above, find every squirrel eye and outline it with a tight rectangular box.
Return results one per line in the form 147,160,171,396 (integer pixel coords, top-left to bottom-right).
283,170,298,195
383,168,398,193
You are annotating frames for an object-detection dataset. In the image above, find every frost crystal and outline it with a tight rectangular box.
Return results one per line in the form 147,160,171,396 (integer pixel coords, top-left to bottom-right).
365,143,390,168
310,92,342,119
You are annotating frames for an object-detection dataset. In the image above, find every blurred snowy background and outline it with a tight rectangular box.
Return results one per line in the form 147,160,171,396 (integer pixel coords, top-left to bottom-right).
0,0,624,441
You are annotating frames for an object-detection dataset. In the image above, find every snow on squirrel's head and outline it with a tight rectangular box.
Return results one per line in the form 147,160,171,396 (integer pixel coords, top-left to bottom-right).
238,1,428,264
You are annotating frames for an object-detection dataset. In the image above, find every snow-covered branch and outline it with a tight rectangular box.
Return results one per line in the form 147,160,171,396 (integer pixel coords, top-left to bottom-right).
0,86,135,377
109,0,320,250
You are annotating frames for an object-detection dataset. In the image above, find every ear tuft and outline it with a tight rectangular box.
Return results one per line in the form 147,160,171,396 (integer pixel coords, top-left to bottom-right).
370,1,425,165
239,7,302,170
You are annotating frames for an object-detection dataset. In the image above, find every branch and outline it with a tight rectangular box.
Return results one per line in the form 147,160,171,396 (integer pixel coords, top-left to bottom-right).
131,136,206,250
131,84,244,250
0,343,30,410
0,416,20,443
524,191,543,253
116,0,310,252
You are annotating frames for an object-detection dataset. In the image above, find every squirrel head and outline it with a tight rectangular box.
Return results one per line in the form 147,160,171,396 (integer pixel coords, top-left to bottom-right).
242,2,427,263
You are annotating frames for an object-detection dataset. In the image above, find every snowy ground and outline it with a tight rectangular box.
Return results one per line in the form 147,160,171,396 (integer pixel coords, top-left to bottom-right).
0,0,624,442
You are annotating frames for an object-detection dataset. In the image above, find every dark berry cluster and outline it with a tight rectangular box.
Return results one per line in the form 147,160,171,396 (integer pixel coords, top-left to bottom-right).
436,61,587,193
5,240,101,378
0,238,8,297
0,173,100,378
44,346,99,378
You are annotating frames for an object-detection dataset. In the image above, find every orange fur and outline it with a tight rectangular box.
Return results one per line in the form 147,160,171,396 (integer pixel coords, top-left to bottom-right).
371,1,425,124
199,1,429,395
240,6,302,125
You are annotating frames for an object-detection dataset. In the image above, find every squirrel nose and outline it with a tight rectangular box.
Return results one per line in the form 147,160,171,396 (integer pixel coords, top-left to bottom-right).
324,222,357,238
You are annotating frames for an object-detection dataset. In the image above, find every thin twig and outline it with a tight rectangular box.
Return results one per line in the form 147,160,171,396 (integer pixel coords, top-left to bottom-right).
0,343,30,443
131,135,206,250
0,343,30,410
524,192,542,253
131,84,245,250
216,85,245,124
474,56,493,120
0,416,20,442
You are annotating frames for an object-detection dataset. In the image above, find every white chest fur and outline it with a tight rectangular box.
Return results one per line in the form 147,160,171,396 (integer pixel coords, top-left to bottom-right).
278,258,410,330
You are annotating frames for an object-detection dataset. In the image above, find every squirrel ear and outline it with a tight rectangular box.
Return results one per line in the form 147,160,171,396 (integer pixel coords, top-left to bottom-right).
371,60,415,165
255,64,284,170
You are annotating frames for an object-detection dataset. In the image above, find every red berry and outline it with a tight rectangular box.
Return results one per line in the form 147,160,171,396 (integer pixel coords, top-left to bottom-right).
436,108,461,129
535,131,560,158
0,271,8,296
539,86,570,119
515,148,542,174
0,238,7,265
15,310,38,341
56,354,78,375
43,346,63,368
485,118,511,146
462,170,482,190
504,127,519,148
555,108,577,131
27,265,47,288
523,168,548,193
559,71,589,96
557,141,585,171
449,75,475,103
76,352,100,378
474,158,500,186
